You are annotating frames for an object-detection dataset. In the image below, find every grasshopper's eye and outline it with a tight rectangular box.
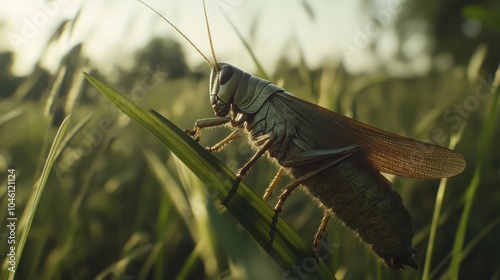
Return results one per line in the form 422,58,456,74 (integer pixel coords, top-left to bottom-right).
219,66,234,85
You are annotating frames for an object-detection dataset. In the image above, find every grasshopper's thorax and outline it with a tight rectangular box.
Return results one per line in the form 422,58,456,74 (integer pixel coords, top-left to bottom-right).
209,63,243,117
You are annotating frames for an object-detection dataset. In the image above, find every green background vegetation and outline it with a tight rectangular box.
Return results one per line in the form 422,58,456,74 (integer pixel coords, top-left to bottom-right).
1,1,500,279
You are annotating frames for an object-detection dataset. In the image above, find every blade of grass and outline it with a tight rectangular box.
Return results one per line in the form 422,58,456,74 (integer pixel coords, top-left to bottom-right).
54,113,92,160
449,64,500,278
143,150,192,230
431,217,500,279
422,125,466,280
0,108,23,127
4,114,71,280
84,73,335,279
146,149,222,278
95,243,154,280
176,244,202,280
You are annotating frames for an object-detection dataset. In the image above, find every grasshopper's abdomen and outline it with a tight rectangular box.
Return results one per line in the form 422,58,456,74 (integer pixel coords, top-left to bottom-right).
292,157,418,270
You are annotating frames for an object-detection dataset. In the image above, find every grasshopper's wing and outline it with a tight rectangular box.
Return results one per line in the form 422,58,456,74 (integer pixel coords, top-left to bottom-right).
270,92,465,179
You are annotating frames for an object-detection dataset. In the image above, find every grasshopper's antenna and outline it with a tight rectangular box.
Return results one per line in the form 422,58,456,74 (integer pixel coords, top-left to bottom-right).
137,0,213,68
202,0,219,70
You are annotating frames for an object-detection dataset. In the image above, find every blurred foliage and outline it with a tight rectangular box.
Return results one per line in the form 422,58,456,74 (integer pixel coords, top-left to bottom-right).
394,0,500,72
1,1,500,280
463,5,500,33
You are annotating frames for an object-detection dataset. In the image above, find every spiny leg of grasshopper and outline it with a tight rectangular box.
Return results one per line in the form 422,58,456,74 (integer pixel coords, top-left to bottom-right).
206,129,243,152
314,210,332,253
269,145,359,248
263,168,286,201
221,132,278,205
185,118,279,205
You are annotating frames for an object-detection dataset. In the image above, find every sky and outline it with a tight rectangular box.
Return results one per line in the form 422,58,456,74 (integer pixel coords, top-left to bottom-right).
0,0,417,77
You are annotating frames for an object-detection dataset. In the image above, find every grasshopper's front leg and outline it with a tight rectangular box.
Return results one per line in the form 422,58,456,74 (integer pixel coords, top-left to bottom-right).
185,117,246,151
185,117,231,142
186,116,255,205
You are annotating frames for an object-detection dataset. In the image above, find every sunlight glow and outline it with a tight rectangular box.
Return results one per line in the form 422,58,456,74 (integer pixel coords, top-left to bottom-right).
0,0,408,77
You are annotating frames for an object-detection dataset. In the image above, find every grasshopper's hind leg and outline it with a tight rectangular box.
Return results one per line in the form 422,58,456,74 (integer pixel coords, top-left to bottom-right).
314,210,332,253
263,168,286,202
268,145,359,247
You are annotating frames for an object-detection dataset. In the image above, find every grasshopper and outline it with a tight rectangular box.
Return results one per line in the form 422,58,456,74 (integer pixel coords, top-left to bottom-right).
140,0,466,270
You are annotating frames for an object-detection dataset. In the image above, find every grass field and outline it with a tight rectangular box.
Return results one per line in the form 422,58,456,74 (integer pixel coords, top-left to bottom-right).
1,2,500,280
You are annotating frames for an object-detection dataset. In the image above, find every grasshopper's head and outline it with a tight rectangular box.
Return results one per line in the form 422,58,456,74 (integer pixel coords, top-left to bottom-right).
209,63,244,117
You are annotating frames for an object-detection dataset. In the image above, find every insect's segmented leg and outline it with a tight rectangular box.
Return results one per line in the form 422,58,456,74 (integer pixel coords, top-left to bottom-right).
263,168,286,202
185,127,201,142
269,149,359,246
313,210,332,253
268,177,303,246
185,117,232,142
221,132,278,205
206,129,243,152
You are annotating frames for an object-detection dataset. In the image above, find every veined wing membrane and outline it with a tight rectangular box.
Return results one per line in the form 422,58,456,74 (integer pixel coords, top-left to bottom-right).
271,92,466,179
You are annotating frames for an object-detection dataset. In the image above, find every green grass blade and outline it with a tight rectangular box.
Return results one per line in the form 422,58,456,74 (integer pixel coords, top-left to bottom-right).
422,178,448,280
83,73,335,279
430,217,500,279
175,244,201,280
5,114,71,280
0,108,23,127
448,64,500,278
422,125,467,280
